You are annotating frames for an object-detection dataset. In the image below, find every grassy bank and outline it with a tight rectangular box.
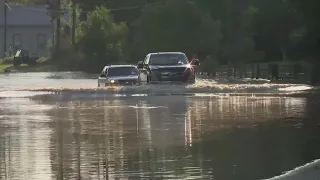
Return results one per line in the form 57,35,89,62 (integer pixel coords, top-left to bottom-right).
0,57,59,73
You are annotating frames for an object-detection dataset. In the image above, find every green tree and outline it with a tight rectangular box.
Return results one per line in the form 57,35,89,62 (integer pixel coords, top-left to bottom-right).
290,0,320,61
251,0,302,62
291,0,320,84
76,6,128,72
133,0,222,59
12,0,319,80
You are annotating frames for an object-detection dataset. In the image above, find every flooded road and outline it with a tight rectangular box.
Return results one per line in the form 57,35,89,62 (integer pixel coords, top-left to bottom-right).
0,72,320,180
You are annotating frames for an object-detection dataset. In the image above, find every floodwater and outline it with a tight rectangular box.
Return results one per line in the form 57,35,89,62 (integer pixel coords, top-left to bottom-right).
0,72,320,180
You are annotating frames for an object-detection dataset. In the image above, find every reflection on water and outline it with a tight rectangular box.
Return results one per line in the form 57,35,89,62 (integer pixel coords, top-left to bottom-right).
0,96,320,179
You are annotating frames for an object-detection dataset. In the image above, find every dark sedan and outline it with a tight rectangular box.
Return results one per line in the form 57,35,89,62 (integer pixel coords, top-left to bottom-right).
98,65,141,87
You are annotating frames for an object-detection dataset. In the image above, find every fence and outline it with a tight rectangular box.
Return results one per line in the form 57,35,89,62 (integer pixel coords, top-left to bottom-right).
196,61,312,83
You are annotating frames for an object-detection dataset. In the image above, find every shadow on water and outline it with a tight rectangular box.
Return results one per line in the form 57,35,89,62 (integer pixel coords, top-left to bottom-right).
0,95,319,179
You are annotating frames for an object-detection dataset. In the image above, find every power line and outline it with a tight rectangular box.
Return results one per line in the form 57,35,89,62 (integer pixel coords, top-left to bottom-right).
10,0,200,13
10,0,164,13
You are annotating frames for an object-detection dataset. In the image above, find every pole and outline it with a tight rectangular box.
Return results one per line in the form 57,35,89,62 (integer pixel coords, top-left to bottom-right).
71,0,76,46
56,0,60,49
51,20,54,46
4,0,7,57
226,0,233,70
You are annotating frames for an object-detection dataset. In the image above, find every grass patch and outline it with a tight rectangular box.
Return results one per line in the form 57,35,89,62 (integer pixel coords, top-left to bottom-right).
0,63,13,70
0,57,59,73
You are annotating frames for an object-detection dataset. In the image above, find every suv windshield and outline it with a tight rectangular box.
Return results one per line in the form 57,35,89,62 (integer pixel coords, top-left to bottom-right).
149,54,188,65
107,67,139,77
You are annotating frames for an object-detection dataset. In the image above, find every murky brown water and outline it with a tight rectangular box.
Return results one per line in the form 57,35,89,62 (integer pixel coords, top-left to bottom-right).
0,72,320,180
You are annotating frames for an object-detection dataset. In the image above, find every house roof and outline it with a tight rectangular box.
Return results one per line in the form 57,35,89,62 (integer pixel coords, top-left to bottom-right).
7,5,52,26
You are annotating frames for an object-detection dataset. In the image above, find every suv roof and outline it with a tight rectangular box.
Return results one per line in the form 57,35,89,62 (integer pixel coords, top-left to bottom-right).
148,52,185,55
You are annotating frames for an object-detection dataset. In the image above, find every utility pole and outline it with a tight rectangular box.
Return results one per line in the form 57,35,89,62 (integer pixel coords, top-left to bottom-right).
71,0,76,47
51,19,54,46
56,0,61,50
4,0,7,57
226,0,232,47
226,0,233,77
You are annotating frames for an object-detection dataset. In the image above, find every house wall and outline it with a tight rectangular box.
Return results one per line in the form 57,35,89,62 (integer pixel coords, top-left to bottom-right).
0,2,53,58
0,0,4,25
0,26,52,57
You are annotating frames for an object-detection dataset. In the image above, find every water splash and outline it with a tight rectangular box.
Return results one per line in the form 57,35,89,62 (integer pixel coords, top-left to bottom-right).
21,79,314,97
278,85,313,92
0,90,53,98
0,72,316,98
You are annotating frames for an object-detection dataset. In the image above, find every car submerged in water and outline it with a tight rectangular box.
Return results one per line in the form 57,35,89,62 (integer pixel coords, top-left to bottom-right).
137,52,200,84
98,65,141,87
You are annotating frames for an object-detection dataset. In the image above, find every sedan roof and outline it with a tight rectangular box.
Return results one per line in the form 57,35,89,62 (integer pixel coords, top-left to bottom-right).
103,64,136,70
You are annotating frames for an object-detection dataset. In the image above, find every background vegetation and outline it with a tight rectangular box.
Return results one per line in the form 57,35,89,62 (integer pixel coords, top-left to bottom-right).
11,0,320,74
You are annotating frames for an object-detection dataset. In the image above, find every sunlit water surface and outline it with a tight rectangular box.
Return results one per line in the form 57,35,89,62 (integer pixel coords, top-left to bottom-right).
0,72,319,180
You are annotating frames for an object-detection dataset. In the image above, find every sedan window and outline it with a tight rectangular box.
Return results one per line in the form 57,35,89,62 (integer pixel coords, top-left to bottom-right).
107,67,139,77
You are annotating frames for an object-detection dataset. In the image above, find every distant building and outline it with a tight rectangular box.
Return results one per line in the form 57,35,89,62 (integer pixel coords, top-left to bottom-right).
0,2,53,58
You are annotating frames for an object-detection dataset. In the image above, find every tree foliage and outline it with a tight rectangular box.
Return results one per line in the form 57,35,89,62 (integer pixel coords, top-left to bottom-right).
11,0,320,72
75,6,128,72
133,0,221,58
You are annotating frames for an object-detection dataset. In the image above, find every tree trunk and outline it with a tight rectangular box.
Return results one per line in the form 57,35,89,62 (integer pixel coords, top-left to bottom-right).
270,64,279,80
256,64,260,79
281,48,287,61
51,20,55,46
251,64,255,79
311,62,320,85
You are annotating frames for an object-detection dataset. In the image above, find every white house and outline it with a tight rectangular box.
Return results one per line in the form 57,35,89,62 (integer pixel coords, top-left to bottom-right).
0,1,53,58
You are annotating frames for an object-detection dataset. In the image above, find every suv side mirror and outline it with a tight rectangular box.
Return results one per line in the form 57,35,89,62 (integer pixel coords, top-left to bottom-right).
137,61,144,69
100,73,106,78
192,59,200,66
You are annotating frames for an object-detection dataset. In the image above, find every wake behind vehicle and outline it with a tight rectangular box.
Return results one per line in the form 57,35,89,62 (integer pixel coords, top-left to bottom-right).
98,65,141,87
137,52,200,84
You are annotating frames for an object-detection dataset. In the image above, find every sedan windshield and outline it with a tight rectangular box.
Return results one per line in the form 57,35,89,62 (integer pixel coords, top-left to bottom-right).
149,54,188,65
107,67,139,77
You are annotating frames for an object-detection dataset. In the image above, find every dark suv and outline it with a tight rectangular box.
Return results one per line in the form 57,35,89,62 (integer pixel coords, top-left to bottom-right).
137,52,200,84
